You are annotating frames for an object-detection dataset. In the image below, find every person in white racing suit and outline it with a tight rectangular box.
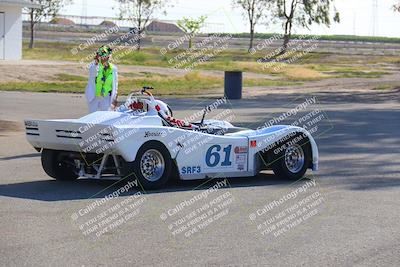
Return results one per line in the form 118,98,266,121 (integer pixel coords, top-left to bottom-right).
85,46,118,113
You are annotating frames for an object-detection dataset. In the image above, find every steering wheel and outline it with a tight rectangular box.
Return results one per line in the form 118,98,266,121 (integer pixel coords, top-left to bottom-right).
141,86,154,95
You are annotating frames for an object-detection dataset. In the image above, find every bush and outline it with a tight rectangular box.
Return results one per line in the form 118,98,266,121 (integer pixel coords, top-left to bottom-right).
99,20,117,28
49,18,75,25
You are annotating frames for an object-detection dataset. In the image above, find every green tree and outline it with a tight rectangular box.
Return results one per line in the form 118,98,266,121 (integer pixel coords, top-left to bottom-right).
26,0,71,49
233,0,273,52
177,16,207,49
118,0,168,50
274,0,340,54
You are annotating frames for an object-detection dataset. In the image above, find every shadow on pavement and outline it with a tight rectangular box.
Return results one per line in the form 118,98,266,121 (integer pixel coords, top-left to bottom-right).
347,178,400,190
0,153,40,161
0,173,306,202
167,88,400,111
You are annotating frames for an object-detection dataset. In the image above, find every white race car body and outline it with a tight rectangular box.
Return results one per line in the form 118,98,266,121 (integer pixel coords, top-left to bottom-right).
25,108,318,181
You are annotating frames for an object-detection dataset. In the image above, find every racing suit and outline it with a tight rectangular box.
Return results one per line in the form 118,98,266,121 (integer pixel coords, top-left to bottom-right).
85,61,118,113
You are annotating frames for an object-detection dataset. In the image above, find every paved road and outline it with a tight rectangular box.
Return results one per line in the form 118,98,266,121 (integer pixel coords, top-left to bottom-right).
0,90,399,266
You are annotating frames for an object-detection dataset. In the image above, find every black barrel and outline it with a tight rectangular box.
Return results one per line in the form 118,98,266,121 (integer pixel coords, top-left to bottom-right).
224,71,242,99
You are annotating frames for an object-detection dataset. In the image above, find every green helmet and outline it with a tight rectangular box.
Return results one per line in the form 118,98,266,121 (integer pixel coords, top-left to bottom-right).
97,45,113,58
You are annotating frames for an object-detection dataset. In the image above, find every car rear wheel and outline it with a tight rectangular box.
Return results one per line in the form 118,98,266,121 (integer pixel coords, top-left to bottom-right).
41,149,79,181
122,141,172,190
271,134,311,180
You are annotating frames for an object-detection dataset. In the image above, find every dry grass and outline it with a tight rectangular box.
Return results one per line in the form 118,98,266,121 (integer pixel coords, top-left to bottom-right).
283,67,330,80
372,84,400,91
0,72,298,96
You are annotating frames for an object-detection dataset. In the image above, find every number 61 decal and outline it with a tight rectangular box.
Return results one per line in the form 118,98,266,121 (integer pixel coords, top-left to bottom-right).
205,145,232,167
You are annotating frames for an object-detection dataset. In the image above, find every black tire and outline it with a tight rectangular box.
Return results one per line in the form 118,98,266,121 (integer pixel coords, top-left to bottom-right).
41,149,79,181
121,141,172,190
270,133,311,180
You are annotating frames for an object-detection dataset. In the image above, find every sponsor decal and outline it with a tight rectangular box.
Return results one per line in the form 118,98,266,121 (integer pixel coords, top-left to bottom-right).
234,146,248,154
25,120,38,127
144,131,166,138
235,154,247,171
250,140,257,148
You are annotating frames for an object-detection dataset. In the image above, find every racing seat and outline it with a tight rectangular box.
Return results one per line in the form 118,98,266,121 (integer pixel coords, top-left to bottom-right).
129,101,144,110
165,115,193,129
136,87,196,130
154,104,193,129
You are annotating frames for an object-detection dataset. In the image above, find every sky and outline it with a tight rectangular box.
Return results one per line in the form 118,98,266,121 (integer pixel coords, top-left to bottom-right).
61,0,400,37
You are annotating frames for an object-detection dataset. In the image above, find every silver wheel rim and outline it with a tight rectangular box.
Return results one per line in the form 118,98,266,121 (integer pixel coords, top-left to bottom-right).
284,144,305,173
140,149,165,182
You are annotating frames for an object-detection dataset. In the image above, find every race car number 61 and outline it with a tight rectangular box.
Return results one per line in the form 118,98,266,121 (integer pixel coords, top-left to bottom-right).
205,145,232,167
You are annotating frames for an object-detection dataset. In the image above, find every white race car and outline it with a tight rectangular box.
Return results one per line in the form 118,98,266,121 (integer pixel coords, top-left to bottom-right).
25,87,319,189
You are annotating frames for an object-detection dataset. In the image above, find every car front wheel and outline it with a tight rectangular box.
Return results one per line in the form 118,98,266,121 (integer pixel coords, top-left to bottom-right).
122,141,172,190
271,134,311,180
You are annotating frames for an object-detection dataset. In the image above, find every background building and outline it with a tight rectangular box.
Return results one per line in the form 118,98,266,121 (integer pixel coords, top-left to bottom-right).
146,20,183,33
0,0,40,60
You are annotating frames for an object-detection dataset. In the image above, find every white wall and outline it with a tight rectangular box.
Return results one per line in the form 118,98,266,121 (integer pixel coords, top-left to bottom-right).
0,5,22,60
